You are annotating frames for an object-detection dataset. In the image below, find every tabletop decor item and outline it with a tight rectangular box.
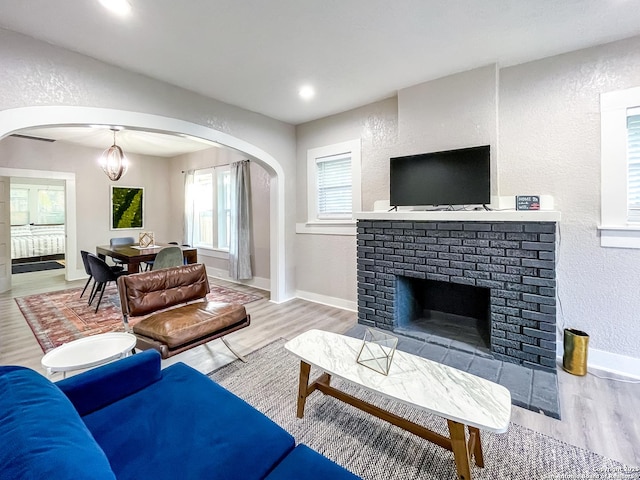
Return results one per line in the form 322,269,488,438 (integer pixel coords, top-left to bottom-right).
138,231,154,247
356,327,398,375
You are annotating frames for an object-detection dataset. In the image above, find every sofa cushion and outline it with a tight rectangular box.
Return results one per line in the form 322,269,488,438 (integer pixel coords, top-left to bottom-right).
133,302,247,348
0,366,116,480
265,444,360,480
83,362,295,480
57,349,162,416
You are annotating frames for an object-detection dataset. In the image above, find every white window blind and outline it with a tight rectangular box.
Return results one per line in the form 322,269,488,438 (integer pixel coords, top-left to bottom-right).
316,153,352,219
628,110,640,222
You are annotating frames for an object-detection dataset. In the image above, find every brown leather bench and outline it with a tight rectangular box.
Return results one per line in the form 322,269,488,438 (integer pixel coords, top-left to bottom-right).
117,263,250,360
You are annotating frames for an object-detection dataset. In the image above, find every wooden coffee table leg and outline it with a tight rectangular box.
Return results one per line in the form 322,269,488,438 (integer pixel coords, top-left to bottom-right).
296,361,311,418
468,426,484,467
447,420,472,480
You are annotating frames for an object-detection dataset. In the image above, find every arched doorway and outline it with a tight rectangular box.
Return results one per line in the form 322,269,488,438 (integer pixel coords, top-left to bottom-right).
0,106,287,302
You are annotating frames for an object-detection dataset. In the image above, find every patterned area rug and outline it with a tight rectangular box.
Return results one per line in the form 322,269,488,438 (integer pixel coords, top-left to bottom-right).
210,340,639,480
16,284,262,353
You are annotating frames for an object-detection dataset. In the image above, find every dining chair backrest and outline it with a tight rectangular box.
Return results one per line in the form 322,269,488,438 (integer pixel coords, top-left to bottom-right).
151,246,184,271
80,250,92,276
87,253,118,283
110,237,135,247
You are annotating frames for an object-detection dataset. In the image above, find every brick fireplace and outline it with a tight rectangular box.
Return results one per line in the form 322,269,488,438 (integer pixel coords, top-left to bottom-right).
356,217,557,371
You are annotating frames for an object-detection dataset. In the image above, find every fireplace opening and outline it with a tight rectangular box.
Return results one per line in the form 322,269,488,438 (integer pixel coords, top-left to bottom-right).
394,276,491,351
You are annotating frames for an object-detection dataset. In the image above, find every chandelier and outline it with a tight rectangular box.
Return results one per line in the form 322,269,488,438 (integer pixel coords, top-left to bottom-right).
99,129,129,181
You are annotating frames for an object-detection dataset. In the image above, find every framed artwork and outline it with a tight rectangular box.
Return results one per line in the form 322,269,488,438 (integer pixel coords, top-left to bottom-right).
111,186,144,229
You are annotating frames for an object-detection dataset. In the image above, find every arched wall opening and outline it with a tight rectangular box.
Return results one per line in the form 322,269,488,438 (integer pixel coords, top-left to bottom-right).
0,106,287,302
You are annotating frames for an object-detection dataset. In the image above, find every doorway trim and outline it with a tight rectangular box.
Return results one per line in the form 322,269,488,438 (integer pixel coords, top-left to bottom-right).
0,168,76,284
0,106,288,302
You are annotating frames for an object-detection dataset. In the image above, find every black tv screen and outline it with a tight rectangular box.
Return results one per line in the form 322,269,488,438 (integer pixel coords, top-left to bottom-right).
390,145,490,207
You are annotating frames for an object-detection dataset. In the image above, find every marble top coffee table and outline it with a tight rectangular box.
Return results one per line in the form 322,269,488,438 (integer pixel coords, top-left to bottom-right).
41,332,137,378
285,329,512,480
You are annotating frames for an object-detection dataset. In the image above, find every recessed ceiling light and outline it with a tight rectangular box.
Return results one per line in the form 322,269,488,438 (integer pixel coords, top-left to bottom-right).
299,85,315,100
98,0,132,16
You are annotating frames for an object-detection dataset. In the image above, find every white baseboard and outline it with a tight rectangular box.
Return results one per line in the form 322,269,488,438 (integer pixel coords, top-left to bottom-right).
295,290,357,312
557,347,640,380
584,348,640,380
204,266,271,292
68,268,86,282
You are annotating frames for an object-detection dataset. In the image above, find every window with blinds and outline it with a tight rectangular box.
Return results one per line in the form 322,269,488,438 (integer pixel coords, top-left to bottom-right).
316,153,352,219
628,110,640,222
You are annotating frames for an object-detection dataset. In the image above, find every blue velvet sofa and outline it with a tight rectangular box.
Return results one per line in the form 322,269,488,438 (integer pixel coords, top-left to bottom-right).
0,350,360,480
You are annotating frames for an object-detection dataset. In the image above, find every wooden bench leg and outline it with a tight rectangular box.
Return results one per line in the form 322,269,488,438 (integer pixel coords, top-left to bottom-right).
447,420,472,480
220,337,247,363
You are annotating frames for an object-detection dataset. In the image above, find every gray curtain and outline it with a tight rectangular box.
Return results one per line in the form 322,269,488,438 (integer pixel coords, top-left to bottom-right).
183,170,195,247
229,160,252,280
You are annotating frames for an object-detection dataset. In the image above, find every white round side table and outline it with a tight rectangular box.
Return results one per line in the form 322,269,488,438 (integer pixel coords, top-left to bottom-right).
41,332,137,378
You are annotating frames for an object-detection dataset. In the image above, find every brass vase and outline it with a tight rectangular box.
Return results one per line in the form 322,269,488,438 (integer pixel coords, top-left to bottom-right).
562,328,589,376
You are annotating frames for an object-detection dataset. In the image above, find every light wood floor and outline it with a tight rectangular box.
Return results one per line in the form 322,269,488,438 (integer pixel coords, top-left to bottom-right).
1,270,638,468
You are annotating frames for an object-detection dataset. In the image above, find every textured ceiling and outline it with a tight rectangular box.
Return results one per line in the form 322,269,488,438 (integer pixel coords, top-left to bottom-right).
1,0,640,126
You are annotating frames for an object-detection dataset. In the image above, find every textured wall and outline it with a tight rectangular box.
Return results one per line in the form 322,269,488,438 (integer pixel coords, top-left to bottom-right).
0,28,297,296
398,65,499,196
295,98,398,302
499,35,640,357
296,36,640,359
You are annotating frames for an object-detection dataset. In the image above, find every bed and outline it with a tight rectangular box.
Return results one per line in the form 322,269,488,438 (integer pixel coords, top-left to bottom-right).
11,224,66,261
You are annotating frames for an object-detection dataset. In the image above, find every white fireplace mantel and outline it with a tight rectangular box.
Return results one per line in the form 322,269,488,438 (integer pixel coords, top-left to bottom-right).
355,210,561,222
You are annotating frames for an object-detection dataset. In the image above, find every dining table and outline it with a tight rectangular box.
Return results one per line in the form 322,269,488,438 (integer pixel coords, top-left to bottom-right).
96,243,198,273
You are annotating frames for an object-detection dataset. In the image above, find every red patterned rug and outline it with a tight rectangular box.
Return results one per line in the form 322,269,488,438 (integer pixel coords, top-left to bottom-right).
15,284,262,353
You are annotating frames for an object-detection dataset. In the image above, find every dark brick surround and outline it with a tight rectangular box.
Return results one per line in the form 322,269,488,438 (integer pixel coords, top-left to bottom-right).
356,220,557,371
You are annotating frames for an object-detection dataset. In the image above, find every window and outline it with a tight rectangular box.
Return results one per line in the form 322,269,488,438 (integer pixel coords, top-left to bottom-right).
10,184,65,225
10,188,29,225
600,86,640,248
627,110,640,222
37,189,65,224
304,139,361,232
192,167,231,250
316,153,353,219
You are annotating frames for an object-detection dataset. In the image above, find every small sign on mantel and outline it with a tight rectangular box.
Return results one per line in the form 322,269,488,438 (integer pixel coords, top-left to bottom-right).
516,195,540,211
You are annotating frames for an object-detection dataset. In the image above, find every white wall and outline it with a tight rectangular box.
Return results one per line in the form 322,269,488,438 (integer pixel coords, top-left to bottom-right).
295,36,640,363
295,98,398,306
0,28,297,298
0,136,172,275
398,64,499,197
499,35,640,359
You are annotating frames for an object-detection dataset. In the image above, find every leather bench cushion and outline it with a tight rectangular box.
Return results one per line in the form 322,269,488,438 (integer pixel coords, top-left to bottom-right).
120,264,209,317
133,302,247,348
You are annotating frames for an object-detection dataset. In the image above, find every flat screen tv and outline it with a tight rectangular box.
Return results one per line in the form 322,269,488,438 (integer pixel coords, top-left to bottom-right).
390,145,490,207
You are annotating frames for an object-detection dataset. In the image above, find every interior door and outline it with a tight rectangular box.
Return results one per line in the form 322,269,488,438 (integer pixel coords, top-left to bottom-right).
0,176,11,292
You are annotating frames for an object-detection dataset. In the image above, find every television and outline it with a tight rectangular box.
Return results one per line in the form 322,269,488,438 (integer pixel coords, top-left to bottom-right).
389,145,490,207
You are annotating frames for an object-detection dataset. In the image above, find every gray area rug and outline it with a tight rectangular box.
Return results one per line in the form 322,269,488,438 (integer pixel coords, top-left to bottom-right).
210,339,637,480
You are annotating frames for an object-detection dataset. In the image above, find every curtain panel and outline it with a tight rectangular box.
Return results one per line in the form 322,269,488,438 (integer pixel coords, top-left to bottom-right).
229,160,252,280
